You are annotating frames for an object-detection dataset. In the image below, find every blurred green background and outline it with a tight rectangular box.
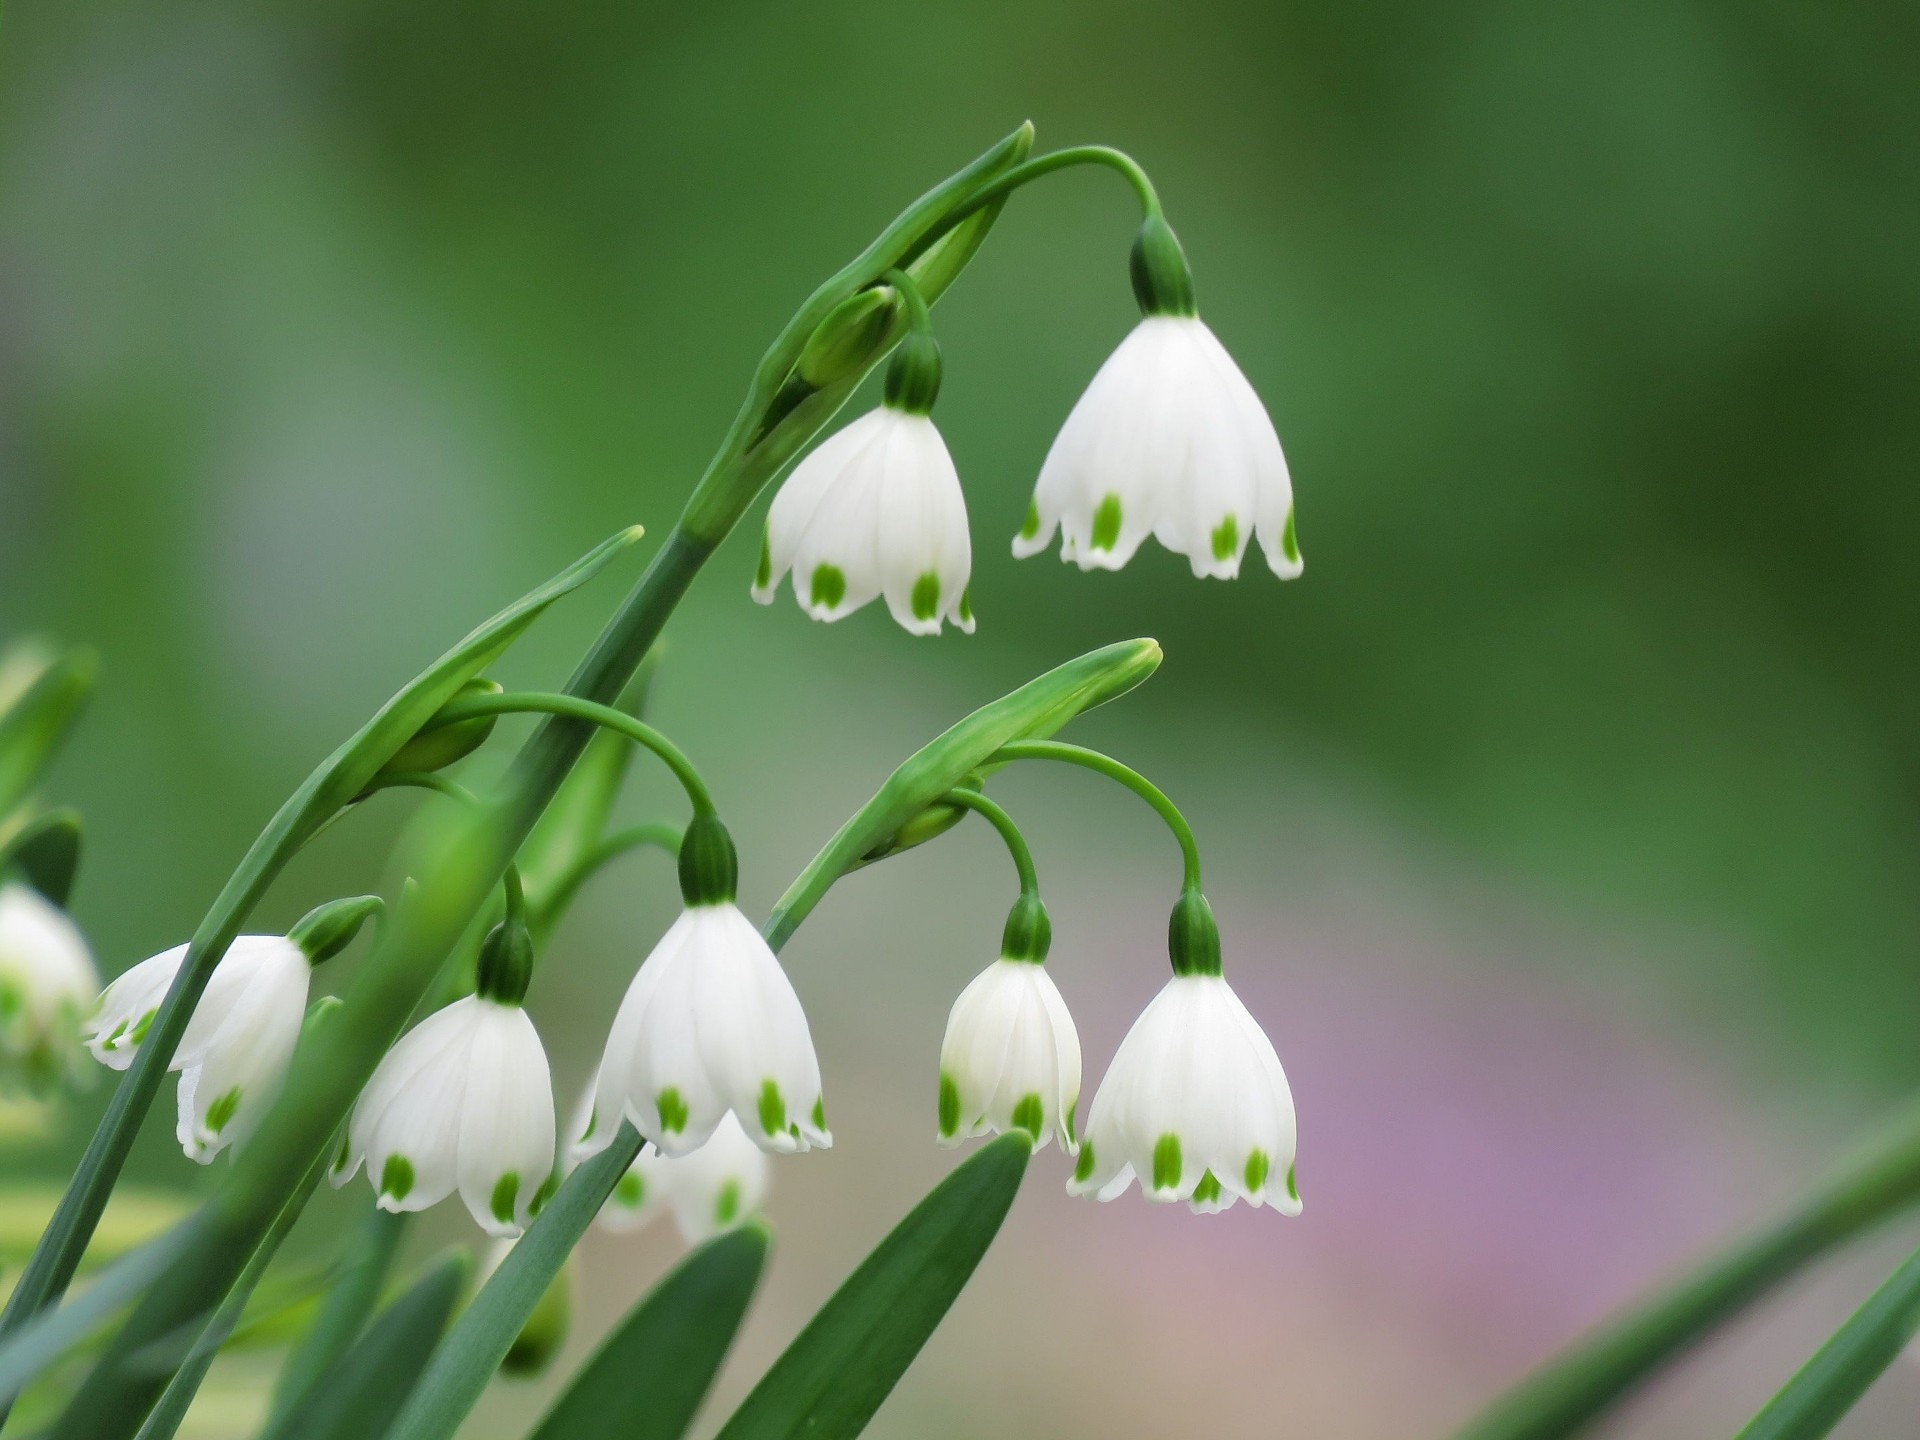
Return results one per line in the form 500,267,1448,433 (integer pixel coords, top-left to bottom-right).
3,1,1919,1435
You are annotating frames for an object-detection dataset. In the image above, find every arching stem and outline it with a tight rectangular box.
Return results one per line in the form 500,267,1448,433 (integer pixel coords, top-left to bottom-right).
988,740,1201,891
940,788,1039,898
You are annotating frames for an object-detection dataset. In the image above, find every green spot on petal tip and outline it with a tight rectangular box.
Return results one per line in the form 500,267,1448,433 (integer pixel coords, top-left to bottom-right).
1091,494,1123,552
937,1073,960,1137
1152,1133,1182,1191
614,1171,644,1208
1193,1169,1222,1206
1073,1140,1096,1184
809,563,847,610
754,529,772,590
1211,514,1238,562
1244,1149,1270,1194
1285,1161,1299,1203
490,1171,519,1225
911,571,941,622
380,1155,414,1202
657,1087,688,1134
1010,1093,1044,1141
811,1096,826,1131
204,1087,242,1136
1018,499,1040,541
1282,506,1300,565
758,1079,787,1138
715,1179,741,1226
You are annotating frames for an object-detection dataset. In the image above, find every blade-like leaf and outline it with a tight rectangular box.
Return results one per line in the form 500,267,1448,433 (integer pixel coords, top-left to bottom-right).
715,1133,1030,1440
766,640,1159,947
0,645,96,818
528,1224,769,1440
263,1249,471,1440
0,809,82,906
0,528,642,1347
265,1210,408,1426
1734,1241,1920,1439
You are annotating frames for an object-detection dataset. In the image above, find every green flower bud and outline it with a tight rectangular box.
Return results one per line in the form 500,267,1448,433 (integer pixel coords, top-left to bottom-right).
796,287,903,389
0,808,82,908
678,813,739,907
474,915,535,1005
0,642,97,819
882,331,943,415
288,894,385,967
999,892,1052,963
380,677,502,779
1166,887,1222,977
1129,213,1197,318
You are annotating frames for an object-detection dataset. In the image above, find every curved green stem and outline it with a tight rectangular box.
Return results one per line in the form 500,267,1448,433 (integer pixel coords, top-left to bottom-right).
431,692,716,819
881,268,932,337
530,822,683,936
939,788,1038,897
989,740,1200,890
908,146,1162,267
364,771,481,808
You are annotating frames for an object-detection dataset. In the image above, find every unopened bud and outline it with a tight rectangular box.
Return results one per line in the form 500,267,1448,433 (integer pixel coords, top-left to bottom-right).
1129,214,1197,318
381,678,501,779
797,287,902,389
288,894,385,967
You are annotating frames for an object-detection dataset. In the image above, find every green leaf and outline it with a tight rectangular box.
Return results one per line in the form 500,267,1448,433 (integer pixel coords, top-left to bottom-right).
0,528,641,1351
528,1223,768,1440
1734,1241,1920,1439
380,1129,644,1440
266,1209,408,1426
260,1249,470,1440
714,1133,1031,1440
0,809,82,907
0,644,96,819
1451,1097,1920,1440
766,640,1159,947
0,1224,190,1408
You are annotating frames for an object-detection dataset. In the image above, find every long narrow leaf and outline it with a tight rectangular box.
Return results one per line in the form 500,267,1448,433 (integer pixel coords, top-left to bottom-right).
715,1133,1030,1440
1734,1241,1920,1439
528,1224,769,1440
1452,1097,1920,1440
263,1249,471,1440
0,644,96,818
0,527,641,1350
266,1210,408,1426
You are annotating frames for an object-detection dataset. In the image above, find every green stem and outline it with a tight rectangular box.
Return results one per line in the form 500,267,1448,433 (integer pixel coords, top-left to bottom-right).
910,145,1162,264
939,788,1038,897
1451,1098,1920,1440
1736,1241,1920,1439
530,822,683,937
989,740,1201,890
881,267,932,336
431,691,716,819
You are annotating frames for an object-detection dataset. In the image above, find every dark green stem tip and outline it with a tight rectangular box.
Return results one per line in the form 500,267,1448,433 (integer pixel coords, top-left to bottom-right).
1167,887,1222,977
1130,213,1197,318
678,813,739,907
1001,892,1052,963
883,331,943,416
475,917,535,1005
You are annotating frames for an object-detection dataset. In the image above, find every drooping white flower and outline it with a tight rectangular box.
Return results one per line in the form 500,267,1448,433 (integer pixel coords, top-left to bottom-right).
582,902,830,1160
1068,973,1299,1215
751,406,974,636
937,957,1081,1154
85,934,312,1162
0,882,98,1091
1013,315,1299,581
332,993,557,1237
584,1104,771,1244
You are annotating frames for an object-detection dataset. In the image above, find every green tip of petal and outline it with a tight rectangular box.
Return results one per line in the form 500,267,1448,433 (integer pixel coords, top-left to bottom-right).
1010,1093,1044,1141
1073,1140,1097,1184
1211,514,1239,562
129,1009,157,1048
1019,500,1041,541
1192,1169,1222,1206
809,564,847,611
758,1079,787,1138
1281,506,1300,565
1151,1133,1182,1192
204,1086,242,1137
957,585,973,624
380,1155,415,1203
531,1173,559,1216
755,529,773,590
811,1096,826,1131
937,1073,960,1137
911,571,941,623
714,1179,741,1226
614,1171,644,1208
1244,1148,1270,1194
490,1171,520,1225
1091,494,1123,552
656,1087,689,1134
1285,1161,1299,1203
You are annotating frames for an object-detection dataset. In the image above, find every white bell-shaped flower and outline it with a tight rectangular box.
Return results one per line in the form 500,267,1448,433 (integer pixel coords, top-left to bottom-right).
0,882,99,1091
1014,315,1299,581
937,932,1081,1155
333,992,557,1237
584,901,830,1159
1069,971,1299,1215
588,1106,771,1244
86,934,312,1162
751,405,974,636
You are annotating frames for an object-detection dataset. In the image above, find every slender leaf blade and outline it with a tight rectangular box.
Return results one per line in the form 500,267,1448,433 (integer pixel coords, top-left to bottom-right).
0,645,96,818
715,1133,1030,1440
528,1223,768,1440
266,1210,408,1426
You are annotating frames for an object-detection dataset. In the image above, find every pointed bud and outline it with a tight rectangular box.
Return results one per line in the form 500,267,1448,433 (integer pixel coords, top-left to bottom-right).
999,893,1052,963
288,895,385,967
1129,213,1197,318
677,814,739,908
796,287,903,390
475,915,534,1006
882,331,942,415
1167,887,1221,977
379,677,502,780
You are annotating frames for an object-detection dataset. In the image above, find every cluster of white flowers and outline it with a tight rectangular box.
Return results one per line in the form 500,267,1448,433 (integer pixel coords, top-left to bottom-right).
754,262,1298,637
0,882,98,1091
